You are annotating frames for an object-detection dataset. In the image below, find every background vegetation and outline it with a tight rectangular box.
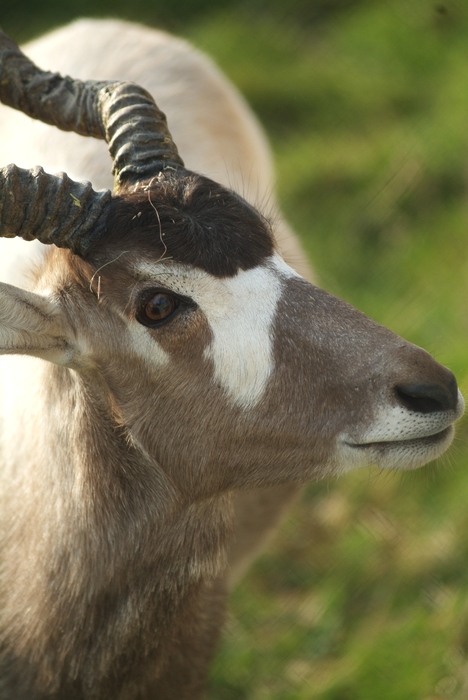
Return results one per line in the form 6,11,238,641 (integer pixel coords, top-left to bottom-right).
3,0,468,697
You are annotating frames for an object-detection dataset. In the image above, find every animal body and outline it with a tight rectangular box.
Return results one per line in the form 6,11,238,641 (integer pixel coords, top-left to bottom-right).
0,19,463,700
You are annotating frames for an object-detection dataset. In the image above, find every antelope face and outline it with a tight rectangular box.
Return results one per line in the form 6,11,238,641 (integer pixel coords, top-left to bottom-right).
0,30,462,500
32,172,459,497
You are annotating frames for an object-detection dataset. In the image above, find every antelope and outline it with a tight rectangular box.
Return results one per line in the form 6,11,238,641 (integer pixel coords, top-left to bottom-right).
0,19,463,700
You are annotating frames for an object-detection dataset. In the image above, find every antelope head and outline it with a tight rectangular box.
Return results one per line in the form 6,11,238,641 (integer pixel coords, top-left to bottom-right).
0,30,463,503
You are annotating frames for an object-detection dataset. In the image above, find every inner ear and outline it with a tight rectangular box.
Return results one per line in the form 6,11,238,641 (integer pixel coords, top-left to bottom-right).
0,282,78,366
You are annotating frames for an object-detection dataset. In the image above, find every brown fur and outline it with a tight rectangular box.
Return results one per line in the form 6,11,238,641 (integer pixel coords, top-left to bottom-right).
99,171,275,277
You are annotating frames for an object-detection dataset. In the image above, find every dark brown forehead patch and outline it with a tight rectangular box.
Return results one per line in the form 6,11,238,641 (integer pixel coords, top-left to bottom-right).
90,170,274,277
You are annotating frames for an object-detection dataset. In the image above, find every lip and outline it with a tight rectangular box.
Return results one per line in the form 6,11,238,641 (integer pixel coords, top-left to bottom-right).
344,426,453,451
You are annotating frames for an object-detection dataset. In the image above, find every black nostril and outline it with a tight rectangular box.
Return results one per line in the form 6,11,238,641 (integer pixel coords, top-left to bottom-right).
395,378,458,414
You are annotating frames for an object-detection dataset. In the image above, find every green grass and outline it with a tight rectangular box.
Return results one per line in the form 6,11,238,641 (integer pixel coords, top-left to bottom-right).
4,0,468,697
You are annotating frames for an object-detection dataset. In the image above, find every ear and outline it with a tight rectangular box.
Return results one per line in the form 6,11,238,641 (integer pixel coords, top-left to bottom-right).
0,282,77,365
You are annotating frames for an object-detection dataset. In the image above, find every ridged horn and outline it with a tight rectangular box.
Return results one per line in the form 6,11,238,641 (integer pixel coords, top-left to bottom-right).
0,30,185,189
0,164,112,257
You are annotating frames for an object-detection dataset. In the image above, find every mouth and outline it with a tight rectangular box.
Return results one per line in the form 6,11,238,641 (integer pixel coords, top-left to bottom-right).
339,423,457,471
345,426,453,451
338,392,464,472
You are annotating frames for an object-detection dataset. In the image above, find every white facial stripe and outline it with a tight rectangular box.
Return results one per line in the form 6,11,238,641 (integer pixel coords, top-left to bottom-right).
129,320,170,367
134,256,285,408
202,254,302,408
202,264,282,408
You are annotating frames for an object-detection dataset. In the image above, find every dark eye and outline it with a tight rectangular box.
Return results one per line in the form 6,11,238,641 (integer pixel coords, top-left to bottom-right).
136,292,179,327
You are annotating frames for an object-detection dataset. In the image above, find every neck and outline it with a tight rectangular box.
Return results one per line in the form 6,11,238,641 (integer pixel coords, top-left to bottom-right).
0,357,231,698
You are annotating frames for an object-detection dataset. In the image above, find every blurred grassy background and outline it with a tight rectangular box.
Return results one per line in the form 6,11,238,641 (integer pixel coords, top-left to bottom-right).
3,0,468,697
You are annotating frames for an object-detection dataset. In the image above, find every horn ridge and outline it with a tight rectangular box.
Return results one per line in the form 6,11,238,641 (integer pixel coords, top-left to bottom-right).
0,31,185,189
0,32,106,139
0,164,112,257
98,81,184,186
